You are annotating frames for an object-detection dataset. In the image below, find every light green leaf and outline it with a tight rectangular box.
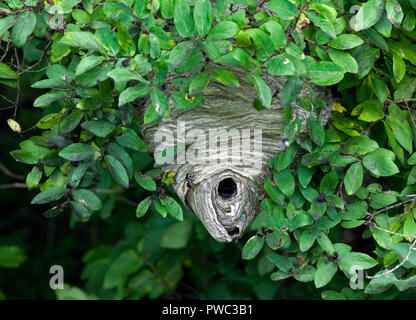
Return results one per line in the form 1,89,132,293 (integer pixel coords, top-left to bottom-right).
72,189,102,211
173,0,195,37
242,235,265,260
208,21,239,40
31,187,66,205
75,56,106,76
193,0,213,37
212,68,239,87
105,155,129,188
136,196,152,218
344,162,363,195
59,143,98,161
307,61,345,86
253,76,271,109
363,148,399,177
160,219,193,249
11,11,36,48
314,257,337,288
267,0,298,20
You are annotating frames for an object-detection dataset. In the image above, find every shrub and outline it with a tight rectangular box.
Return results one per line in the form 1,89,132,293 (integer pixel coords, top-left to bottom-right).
1,0,416,299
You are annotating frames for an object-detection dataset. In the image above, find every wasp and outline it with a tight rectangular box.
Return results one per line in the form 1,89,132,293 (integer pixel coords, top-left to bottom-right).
185,173,193,188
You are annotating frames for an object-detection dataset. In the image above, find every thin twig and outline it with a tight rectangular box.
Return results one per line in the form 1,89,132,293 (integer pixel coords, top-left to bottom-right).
0,162,24,180
366,238,416,279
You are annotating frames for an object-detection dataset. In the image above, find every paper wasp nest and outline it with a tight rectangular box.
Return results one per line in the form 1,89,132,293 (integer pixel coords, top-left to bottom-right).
139,66,332,242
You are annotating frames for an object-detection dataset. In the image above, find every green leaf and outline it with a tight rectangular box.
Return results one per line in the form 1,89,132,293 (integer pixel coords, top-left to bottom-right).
351,99,384,122
33,91,69,108
273,143,297,171
150,87,170,118
393,53,406,83
404,214,416,242
293,266,315,282
0,62,19,80
160,219,193,249
173,0,195,37
0,15,17,40
169,41,193,70
115,128,146,152
344,136,379,155
136,196,152,218
59,143,98,161
31,79,70,89
26,166,42,189
161,0,175,19
386,104,413,154
194,0,213,37
328,49,358,74
299,229,317,252
267,253,292,273
320,170,338,194
72,189,102,211
267,0,298,20
242,235,265,260
328,34,364,50
81,120,116,138
352,0,385,31
71,8,91,25
10,150,38,165
160,195,183,221
307,61,345,86
274,169,295,197
370,192,397,209
245,28,275,60
386,0,404,27
298,164,314,188
316,232,334,254
212,68,239,87
68,161,90,188
409,153,416,165
60,31,104,52
105,155,129,188
262,20,286,51
265,55,295,76
253,76,271,109
314,257,337,288
135,172,156,191
11,11,36,48
322,290,347,300
307,116,325,146
208,21,239,40
363,148,399,177
280,77,302,107
118,84,149,107
96,27,120,57
338,252,378,276
344,162,363,195
103,249,143,289
75,56,106,76
0,246,26,268
189,71,210,95
107,68,145,83
59,110,84,134
289,213,313,232
304,11,336,39
31,187,67,205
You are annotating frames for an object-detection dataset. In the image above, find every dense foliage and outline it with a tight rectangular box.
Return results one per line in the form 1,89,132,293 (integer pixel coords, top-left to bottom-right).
1,0,416,300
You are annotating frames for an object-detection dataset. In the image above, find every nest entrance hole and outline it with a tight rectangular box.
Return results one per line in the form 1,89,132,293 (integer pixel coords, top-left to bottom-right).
218,178,237,200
